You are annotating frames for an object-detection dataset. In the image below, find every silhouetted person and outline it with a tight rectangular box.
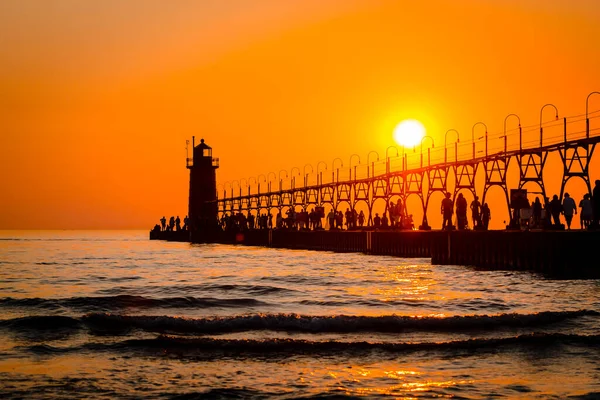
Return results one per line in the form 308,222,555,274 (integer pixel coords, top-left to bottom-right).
175,216,181,231
481,203,491,230
374,213,381,228
562,193,576,230
579,194,592,229
160,216,166,231
358,210,365,227
441,192,454,230
183,215,189,231
593,180,600,228
168,216,175,232
549,195,563,227
381,214,389,228
455,193,467,230
327,209,335,230
532,197,542,228
470,196,481,229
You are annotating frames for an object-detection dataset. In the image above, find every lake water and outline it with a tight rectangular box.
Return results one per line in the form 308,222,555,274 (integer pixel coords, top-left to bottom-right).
1,230,599,399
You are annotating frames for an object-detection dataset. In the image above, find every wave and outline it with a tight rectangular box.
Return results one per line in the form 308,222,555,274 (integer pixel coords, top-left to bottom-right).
1,310,596,335
0,295,269,312
19,333,600,357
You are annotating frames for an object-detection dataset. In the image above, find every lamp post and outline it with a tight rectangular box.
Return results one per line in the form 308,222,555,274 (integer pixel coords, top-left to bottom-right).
420,136,434,168
349,154,361,181
249,177,257,195
444,129,460,164
257,174,267,194
471,122,487,159
290,167,300,189
332,157,343,183
586,91,600,139
303,163,313,187
317,161,327,186
503,114,521,153
231,180,241,200
367,151,379,178
539,104,558,149
386,145,399,175
240,178,249,196
279,169,288,191
223,181,232,200
267,172,276,193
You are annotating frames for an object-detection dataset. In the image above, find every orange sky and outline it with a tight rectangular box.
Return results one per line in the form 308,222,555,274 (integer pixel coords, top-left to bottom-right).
1,0,600,229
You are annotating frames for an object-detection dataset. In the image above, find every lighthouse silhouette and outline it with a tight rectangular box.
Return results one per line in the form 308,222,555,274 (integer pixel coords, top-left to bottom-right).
187,137,219,238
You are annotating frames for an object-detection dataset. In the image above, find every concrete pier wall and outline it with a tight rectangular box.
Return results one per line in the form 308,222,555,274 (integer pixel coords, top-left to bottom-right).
152,229,600,278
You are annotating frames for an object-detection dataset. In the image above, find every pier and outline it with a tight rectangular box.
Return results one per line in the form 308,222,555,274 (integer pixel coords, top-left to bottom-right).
152,93,600,278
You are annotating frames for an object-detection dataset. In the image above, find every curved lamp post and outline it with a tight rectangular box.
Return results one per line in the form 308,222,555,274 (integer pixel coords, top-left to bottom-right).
332,157,343,183
279,169,288,191
257,174,267,194
303,163,313,187
248,177,257,195
472,122,487,159
444,129,460,164
386,145,399,174
539,104,558,149
317,161,327,186
240,178,249,196
267,172,276,193
367,151,379,178
420,136,435,168
349,154,361,181
503,114,521,153
586,91,600,139
290,167,300,189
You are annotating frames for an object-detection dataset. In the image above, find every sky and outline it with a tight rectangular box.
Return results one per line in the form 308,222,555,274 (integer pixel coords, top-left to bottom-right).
1,0,600,229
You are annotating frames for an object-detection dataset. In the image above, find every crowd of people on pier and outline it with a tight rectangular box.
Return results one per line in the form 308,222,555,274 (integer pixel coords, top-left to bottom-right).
153,215,190,233
216,200,415,233
154,180,600,234
441,193,491,231
437,179,600,231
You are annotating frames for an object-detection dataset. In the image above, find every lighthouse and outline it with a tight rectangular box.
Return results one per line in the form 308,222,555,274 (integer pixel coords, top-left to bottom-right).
187,138,219,236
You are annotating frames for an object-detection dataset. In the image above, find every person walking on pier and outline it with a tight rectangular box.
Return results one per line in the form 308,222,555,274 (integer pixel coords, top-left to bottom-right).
358,210,365,227
175,216,181,231
562,193,577,230
160,216,166,231
532,197,542,228
579,194,592,229
441,192,454,230
168,216,175,232
549,195,563,227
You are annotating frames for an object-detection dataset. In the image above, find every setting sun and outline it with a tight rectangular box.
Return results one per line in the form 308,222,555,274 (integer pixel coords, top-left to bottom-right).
393,119,426,147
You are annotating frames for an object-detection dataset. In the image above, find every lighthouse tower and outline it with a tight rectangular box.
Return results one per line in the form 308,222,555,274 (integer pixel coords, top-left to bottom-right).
187,138,219,234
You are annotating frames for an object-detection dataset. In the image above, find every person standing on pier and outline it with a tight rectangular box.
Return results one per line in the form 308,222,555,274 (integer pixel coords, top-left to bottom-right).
358,210,365,227
561,193,577,230
470,196,482,229
441,192,454,230
327,209,335,230
175,216,181,231
160,216,166,231
481,203,491,230
579,194,592,229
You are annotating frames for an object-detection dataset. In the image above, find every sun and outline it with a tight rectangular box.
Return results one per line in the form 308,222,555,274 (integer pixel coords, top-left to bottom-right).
393,119,426,147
